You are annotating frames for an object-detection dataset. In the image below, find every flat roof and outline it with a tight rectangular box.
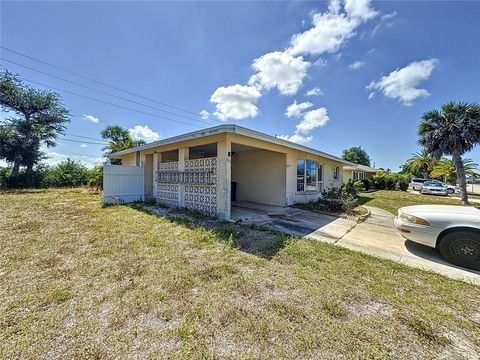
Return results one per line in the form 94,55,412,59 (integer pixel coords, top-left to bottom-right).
108,124,353,165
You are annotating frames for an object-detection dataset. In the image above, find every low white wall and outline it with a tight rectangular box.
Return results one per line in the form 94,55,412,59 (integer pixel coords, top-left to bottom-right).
103,165,144,204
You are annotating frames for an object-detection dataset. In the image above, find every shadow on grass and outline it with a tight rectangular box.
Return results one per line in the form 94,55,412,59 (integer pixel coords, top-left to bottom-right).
0,188,49,195
356,195,374,207
127,203,291,259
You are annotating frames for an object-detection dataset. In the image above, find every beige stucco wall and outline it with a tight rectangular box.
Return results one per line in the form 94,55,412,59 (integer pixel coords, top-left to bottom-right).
120,152,137,166
343,169,354,184
231,149,286,206
285,150,343,205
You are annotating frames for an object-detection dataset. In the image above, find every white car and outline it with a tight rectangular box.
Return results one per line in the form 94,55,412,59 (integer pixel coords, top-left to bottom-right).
411,178,458,194
420,181,448,196
394,205,480,270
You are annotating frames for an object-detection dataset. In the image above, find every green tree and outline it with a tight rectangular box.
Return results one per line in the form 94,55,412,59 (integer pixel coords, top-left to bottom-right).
342,146,371,166
405,148,437,179
418,101,480,204
430,158,479,184
101,125,145,164
0,70,70,185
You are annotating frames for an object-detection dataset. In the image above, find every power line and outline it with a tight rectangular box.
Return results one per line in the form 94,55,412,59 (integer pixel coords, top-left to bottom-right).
0,57,216,127
59,137,106,145
46,151,104,159
21,78,206,129
65,134,107,142
1,46,219,121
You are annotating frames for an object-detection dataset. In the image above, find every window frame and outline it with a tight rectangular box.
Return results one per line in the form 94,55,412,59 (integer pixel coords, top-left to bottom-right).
297,159,319,192
333,166,339,180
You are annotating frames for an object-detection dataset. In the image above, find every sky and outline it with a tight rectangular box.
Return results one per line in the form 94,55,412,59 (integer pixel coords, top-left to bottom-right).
1,0,480,170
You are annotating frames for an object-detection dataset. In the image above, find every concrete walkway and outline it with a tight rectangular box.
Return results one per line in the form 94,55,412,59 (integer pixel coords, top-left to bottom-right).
336,206,480,285
232,201,480,285
232,201,356,242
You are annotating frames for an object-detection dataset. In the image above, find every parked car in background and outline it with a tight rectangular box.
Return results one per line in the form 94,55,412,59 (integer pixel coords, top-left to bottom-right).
410,178,428,191
394,205,480,270
420,181,448,196
411,178,459,194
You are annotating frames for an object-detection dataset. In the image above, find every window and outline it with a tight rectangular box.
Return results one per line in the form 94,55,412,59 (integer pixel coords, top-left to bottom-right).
333,166,339,180
353,171,358,181
297,160,318,191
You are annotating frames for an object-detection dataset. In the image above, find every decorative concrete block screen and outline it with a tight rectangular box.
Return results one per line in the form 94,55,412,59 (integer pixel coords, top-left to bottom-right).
103,165,144,204
157,161,179,207
156,157,217,216
184,157,217,215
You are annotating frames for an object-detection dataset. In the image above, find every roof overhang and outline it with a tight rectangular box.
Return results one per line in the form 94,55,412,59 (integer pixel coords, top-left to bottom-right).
108,124,353,165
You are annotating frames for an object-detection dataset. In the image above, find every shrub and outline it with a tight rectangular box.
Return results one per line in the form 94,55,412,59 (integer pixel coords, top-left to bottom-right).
361,178,371,190
397,175,409,191
43,159,88,187
87,165,104,190
321,186,358,214
385,176,396,190
353,180,366,192
344,180,357,196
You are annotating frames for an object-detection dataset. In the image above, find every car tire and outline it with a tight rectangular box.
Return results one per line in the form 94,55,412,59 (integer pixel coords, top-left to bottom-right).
438,231,480,271
447,188,454,194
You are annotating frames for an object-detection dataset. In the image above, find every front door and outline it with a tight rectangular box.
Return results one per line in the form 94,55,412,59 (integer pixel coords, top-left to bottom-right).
318,164,323,192
144,154,154,200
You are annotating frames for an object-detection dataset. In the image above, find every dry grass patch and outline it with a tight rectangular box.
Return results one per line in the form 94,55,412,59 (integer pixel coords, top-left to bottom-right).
1,188,479,359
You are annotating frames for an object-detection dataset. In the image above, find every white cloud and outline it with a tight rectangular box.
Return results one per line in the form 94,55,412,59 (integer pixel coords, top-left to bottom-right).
289,12,358,56
44,151,103,169
128,125,161,142
296,108,329,134
313,58,328,67
372,12,397,36
344,0,378,21
280,107,329,144
249,51,310,96
80,144,87,148
289,0,377,56
348,61,366,70
210,84,261,121
199,110,210,120
305,87,324,96
277,134,313,144
83,114,99,123
285,101,313,118
368,92,376,100
367,59,438,105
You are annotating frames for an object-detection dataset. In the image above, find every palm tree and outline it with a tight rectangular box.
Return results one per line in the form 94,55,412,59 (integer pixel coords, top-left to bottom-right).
418,101,480,204
405,148,437,178
101,125,145,154
430,158,480,184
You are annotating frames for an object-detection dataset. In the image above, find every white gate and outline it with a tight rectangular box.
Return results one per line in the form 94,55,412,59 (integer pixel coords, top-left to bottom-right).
103,165,144,204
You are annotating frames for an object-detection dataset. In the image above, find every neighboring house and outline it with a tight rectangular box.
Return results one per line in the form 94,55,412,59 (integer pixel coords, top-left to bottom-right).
343,164,379,184
105,124,350,220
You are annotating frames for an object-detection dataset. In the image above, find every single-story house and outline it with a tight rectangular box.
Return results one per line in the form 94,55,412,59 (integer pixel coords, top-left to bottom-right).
105,124,351,220
343,164,379,184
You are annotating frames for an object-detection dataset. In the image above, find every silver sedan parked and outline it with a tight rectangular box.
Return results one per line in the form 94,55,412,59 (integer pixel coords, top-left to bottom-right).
420,181,448,196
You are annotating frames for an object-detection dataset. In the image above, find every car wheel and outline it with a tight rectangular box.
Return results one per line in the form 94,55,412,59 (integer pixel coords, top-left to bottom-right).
438,231,480,270
447,188,454,194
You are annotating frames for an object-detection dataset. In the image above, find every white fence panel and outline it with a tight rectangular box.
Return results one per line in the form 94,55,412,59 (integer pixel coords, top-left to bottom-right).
103,165,144,204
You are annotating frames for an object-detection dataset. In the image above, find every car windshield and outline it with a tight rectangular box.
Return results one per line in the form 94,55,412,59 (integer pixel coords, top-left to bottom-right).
424,182,441,187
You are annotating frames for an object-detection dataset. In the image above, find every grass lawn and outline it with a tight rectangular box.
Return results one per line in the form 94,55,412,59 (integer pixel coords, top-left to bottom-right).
357,190,469,215
1,188,479,359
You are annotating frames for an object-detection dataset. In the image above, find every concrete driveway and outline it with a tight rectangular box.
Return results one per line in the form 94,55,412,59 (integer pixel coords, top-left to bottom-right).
232,201,480,284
